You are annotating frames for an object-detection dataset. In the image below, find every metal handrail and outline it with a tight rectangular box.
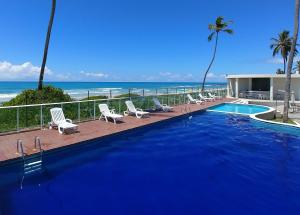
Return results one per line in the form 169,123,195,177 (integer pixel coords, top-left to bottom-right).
34,136,42,152
0,96,130,109
16,139,25,159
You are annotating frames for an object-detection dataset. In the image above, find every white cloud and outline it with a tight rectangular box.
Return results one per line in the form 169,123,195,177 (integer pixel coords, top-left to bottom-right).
206,72,216,78
54,73,71,81
0,61,225,82
159,72,173,77
205,72,226,81
80,71,108,78
0,61,52,81
156,72,194,81
267,58,284,64
0,61,112,81
143,75,156,81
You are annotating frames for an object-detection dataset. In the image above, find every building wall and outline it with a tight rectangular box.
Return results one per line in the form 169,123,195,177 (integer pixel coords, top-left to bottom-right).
227,75,300,101
238,78,250,91
291,79,300,100
273,78,285,99
273,78,300,100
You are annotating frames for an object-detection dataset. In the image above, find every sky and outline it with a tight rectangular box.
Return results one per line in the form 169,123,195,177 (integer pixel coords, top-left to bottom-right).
0,0,296,82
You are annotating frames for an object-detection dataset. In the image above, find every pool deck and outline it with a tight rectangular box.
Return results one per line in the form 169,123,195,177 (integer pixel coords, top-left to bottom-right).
0,99,233,164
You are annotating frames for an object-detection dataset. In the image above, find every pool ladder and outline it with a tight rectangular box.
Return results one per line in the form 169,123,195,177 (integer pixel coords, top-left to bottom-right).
17,137,44,189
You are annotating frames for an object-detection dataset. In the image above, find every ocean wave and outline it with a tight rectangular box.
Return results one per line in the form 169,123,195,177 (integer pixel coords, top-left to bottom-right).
0,93,18,98
65,88,123,95
174,85,196,88
0,93,19,102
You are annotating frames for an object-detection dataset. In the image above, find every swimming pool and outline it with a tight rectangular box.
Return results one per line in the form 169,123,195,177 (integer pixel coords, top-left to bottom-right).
208,103,270,115
0,111,300,214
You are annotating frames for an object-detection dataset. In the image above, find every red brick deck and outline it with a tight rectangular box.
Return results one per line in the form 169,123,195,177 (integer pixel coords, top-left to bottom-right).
0,99,233,164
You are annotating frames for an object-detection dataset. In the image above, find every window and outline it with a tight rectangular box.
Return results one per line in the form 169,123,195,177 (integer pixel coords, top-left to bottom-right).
252,78,270,91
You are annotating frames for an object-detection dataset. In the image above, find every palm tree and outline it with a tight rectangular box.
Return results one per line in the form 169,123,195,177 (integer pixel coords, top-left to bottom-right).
38,0,56,90
201,17,233,92
270,31,293,74
276,68,284,74
293,60,300,73
283,0,300,123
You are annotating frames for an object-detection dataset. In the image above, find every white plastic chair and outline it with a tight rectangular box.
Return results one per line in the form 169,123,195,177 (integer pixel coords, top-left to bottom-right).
50,108,78,134
99,104,123,124
187,94,203,104
152,98,173,112
124,100,150,118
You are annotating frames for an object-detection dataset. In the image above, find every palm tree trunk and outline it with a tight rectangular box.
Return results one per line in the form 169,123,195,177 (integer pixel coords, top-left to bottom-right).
38,0,56,90
202,32,219,92
283,0,299,122
283,58,286,74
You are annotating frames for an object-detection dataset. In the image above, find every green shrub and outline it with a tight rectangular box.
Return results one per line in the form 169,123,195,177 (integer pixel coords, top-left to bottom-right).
114,93,140,98
81,95,108,101
3,85,72,106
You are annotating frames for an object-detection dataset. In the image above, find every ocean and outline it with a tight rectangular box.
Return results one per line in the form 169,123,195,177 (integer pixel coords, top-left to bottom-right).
0,82,226,103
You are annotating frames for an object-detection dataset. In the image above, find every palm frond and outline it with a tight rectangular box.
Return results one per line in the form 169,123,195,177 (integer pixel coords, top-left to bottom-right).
208,24,216,30
215,16,224,25
270,44,276,49
272,46,280,57
270,30,294,60
207,16,233,40
208,32,215,41
223,29,233,34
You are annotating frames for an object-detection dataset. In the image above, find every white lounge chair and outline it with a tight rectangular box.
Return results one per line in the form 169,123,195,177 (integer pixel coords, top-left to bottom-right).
99,104,123,124
199,93,215,102
152,98,173,112
50,108,78,134
187,94,203,104
124,100,150,118
208,92,222,100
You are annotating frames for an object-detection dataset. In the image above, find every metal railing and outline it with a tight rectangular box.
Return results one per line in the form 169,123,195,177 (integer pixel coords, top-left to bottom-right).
0,87,226,134
67,86,227,100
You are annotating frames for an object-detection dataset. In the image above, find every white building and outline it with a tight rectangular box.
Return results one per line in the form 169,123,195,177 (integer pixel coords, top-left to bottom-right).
226,74,300,101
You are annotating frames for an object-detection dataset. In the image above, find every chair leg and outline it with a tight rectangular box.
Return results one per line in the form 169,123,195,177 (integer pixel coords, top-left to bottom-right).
58,126,63,134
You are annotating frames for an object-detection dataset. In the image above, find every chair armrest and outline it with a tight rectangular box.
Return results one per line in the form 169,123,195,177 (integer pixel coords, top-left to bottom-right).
66,119,73,123
110,109,116,114
136,108,143,112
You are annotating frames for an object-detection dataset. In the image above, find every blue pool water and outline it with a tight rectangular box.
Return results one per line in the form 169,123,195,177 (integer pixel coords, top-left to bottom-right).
0,112,300,215
208,103,270,115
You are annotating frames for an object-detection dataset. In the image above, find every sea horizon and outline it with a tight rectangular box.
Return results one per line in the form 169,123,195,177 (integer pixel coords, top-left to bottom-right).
0,81,226,103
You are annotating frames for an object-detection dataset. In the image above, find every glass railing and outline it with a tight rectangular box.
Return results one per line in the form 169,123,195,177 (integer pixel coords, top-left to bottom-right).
0,88,227,134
